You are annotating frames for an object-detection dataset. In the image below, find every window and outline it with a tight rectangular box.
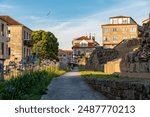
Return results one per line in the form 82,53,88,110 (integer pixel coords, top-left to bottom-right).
78,51,81,55
29,34,31,39
103,28,109,33
24,31,26,39
112,19,117,24
112,28,117,32
123,20,128,24
27,48,28,56
24,47,26,57
130,27,136,32
8,48,11,56
1,43,4,55
122,27,127,32
103,37,109,42
80,42,87,47
1,23,4,36
113,36,118,40
27,32,28,39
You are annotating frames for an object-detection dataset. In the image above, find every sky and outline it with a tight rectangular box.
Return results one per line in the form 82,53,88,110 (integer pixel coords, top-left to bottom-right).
0,0,150,49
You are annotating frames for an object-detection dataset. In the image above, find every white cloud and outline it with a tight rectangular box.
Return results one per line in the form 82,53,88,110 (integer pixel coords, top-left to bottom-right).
0,4,13,9
34,0,150,49
0,3,15,14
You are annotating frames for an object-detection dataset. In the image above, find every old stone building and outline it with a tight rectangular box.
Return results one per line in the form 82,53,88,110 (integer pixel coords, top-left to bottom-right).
101,16,140,48
0,16,33,66
72,35,99,64
58,49,73,69
0,18,9,62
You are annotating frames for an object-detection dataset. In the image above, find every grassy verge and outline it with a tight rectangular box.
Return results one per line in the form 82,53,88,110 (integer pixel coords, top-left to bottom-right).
80,70,150,82
0,67,66,100
80,71,119,79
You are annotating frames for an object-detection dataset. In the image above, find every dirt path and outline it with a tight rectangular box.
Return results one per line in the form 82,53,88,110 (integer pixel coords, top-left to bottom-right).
41,68,107,100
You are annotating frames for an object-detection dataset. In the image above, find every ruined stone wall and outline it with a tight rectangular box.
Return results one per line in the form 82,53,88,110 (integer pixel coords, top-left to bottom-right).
85,78,150,100
121,20,150,74
85,46,118,71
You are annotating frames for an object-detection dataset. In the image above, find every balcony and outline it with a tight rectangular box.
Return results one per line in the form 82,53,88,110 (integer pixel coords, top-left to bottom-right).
24,40,33,47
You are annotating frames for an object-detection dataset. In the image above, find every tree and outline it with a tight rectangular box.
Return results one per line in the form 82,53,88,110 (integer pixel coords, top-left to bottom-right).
32,30,59,61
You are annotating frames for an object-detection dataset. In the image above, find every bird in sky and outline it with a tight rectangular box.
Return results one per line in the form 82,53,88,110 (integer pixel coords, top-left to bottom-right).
47,11,51,16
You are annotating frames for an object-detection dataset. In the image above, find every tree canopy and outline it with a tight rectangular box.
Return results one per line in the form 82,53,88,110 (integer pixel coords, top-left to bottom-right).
32,30,59,61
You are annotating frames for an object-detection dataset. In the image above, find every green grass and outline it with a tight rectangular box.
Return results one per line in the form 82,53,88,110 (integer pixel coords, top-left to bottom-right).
80,70,150,83
0,67,66,100
80,71,118,78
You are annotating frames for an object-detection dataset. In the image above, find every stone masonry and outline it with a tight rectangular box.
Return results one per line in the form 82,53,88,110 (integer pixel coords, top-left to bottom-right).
121,16,150,73
85,46,118,71
85,78,150,100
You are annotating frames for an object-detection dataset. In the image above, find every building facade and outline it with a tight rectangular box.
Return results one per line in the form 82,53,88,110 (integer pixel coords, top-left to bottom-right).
0,16,33,66
72,35,99,64
58,49,73,69
0,18,9,61
101,16,139,48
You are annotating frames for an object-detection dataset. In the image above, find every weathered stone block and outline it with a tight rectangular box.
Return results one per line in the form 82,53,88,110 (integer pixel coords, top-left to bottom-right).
139,62,148,72
129,63,136,72
135,62,140,73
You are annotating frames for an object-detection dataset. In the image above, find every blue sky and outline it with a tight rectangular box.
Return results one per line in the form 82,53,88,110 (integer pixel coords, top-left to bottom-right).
0,0,150,49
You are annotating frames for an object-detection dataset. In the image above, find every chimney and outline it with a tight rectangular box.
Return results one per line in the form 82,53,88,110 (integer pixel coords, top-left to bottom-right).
89,33,91,39
85,33,88,38
92,36,95,41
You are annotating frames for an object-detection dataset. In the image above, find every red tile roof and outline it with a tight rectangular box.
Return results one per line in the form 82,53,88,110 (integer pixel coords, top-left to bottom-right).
0,16,22,25
0,16,32,31
74,36,92,41
72,35,99,48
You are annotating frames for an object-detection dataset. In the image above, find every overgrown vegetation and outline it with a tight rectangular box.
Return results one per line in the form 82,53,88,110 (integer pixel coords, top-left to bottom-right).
0,67,65,100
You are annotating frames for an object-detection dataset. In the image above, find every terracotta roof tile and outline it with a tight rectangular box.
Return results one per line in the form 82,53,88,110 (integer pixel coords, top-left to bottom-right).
0,16,22,25
74,36,91,41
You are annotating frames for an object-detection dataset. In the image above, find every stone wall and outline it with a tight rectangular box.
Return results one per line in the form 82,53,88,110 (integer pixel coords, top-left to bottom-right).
85,78,150,100
85,46,118,71
121,19,150,74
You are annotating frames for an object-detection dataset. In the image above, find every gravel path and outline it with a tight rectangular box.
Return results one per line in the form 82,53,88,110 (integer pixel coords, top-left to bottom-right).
41,68,107,100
